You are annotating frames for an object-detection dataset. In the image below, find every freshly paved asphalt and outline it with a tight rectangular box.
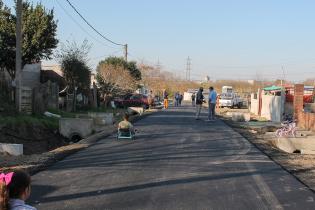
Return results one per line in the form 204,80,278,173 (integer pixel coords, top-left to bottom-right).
30,106,315,210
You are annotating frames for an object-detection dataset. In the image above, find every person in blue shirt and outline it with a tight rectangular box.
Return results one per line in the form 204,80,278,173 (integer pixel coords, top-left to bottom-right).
207,86,217,121
174,92,179,107
195,87,205,120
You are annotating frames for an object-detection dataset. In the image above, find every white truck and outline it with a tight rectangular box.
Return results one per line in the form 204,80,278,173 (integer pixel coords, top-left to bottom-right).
219,86,243,108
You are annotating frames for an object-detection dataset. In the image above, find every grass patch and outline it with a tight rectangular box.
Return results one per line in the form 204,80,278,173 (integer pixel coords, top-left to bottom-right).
0,115,59,129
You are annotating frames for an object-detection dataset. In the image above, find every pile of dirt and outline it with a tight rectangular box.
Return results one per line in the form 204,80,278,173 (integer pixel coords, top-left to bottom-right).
0,123,67,155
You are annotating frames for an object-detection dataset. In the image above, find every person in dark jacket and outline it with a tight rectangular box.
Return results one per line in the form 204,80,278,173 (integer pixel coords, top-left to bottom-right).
195,87,204,119
191,93,196,107
179,94,183,106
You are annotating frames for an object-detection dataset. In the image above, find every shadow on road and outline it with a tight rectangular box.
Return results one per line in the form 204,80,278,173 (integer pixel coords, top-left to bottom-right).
31,167,282,204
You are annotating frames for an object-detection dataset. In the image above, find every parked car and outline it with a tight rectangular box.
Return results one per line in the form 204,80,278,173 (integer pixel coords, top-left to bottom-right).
114,94,149,109
219,92,243,108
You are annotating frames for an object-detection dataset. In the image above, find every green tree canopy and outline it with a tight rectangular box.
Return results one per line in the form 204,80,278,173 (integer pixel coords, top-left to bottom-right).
0,0,15,75
98,56,141,81
0,0,58,78
127,61,141,81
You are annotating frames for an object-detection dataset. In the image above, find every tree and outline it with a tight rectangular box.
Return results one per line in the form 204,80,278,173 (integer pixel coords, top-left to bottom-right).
139,63,199,98
100,56,141,81
303,78,315,86
0,0,58,78
97,63,137,95
96,58,138,106
0,0,15,75
57,40,91,92
127,61,141,80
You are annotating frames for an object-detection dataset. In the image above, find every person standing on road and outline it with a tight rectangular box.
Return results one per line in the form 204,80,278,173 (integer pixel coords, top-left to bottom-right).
207,86,217,121
174,92,179,107
179,94,183,106
148,90,154,109
163,90,169,109
195,87,204,120
191,93,196,107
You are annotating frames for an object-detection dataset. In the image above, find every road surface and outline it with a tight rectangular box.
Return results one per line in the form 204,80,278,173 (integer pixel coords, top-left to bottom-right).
30,106,315,210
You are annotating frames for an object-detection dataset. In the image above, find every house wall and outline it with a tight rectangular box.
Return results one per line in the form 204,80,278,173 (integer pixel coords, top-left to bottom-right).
294,84,315,131
22,64,41,88
32,81,59,114
260,94,284,122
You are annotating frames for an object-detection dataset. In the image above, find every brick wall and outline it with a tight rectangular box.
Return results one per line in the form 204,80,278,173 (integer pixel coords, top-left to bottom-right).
294,84,315,131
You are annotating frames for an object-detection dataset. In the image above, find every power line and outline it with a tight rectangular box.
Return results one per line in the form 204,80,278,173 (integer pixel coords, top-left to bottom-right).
65,0,124,46
55,0,120,50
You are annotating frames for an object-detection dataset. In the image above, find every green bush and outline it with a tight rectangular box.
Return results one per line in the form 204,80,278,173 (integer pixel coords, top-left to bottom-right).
0,115,59,129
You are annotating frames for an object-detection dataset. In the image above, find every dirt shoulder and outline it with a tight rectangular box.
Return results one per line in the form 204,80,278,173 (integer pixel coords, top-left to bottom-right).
222,117,315,192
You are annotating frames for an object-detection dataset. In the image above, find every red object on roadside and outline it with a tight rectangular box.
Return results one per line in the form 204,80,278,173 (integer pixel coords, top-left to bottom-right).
285,86,314,103
114,94,149,108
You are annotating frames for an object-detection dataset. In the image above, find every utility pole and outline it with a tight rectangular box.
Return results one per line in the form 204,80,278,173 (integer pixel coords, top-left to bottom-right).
281,66,286,87
156,59,161,76
156,59,161,70
186,56,191,81
15,0,22,112
124,44,128,61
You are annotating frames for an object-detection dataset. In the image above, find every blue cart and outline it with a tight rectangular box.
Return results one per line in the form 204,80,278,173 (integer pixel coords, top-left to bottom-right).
117,128,135,140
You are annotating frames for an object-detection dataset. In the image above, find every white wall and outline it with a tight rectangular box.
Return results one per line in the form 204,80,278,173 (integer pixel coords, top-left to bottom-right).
184,92,192,101
250,93,259,115
261,94,284,122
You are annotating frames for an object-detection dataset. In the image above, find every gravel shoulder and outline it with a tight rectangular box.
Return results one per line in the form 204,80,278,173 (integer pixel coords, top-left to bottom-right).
222,117,315,192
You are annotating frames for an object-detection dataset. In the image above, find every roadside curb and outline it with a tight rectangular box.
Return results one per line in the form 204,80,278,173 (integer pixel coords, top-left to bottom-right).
0,110,155,175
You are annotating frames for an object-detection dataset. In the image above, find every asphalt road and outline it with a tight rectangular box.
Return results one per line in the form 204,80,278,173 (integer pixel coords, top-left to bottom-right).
30,106,315,210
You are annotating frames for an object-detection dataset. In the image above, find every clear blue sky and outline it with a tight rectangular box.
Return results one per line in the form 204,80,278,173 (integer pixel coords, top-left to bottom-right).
4,0,315,81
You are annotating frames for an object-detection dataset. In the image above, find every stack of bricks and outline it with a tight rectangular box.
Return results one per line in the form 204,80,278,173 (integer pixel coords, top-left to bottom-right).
293,84,315,131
